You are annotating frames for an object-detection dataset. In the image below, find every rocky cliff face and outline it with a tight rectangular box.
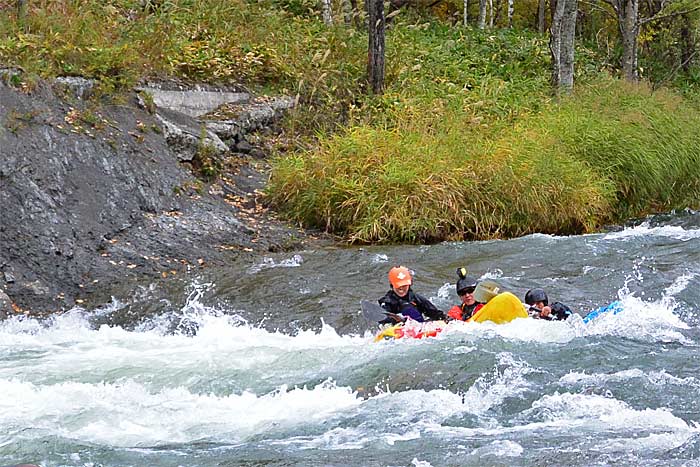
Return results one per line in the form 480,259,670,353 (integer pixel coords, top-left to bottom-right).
0,73,313,315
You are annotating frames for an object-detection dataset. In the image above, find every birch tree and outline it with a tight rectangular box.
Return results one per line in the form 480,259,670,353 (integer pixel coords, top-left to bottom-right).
550,0,578,92
478,0,487,28
508,0,514,27
321,0,333,25
601,0,700,81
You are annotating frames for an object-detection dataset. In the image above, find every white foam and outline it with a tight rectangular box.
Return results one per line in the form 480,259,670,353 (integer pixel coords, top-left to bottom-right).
529,392,689,431
411,458,435,467
0,310,375,395
602,222,700,241
372,253,389,263
460,352,533,415
0,378,361,447
579,294,690,342
560,368,700,390
469,439,524,457
248,254,304,273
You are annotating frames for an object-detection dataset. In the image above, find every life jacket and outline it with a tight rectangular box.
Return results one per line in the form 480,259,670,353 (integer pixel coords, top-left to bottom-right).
447,302,484,321
379,289,425,322
398,301,424,322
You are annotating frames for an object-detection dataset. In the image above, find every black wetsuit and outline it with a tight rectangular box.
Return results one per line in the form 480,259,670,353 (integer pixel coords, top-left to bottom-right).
377,288,445,325
538,302,573,321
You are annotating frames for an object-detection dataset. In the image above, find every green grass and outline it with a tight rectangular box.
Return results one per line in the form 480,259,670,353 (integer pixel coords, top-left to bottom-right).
269,78,700,242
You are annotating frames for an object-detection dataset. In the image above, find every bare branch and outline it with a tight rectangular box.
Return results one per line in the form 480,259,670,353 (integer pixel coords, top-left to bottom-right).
579,0,618,20
640,4,700,25
599,0,620,14
652,50,699,91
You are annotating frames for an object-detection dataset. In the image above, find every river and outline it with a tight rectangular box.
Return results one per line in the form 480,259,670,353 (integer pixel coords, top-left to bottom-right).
2,211,700,467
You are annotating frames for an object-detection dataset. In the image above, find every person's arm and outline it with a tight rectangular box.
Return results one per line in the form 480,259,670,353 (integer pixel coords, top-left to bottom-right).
447,305,463,321
415,294,446,321
378,294,399,325
550,302,573,320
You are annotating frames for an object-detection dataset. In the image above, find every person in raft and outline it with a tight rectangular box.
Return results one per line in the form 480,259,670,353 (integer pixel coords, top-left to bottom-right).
447,268,486,321
377,266,447,325
524,288,573,321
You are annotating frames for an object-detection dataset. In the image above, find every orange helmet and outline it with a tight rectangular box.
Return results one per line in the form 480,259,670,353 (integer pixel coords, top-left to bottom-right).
388,266,412,288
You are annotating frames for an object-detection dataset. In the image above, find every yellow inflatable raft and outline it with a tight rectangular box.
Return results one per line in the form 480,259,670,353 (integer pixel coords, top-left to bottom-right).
374,292,528,341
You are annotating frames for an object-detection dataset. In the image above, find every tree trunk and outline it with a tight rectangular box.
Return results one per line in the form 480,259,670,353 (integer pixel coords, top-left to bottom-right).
550,0,565,88
680,13,693,72
488,0,494,27
550,0,578,93
321,0,334,25
538,0,546,33
507,0,514,27
493,0,502,25
464,0,469,26
342,0,353,25
478,0,487,28
620,0,639,81
350,0,361,26
367,0,385,94
17,0,28,30
559,0,577,89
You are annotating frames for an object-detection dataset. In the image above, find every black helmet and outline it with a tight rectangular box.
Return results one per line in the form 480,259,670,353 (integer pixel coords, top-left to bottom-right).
525,288,548,306
456,267,478,296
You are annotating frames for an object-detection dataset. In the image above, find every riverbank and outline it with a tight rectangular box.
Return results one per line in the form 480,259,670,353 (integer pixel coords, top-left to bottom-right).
0,75,333,316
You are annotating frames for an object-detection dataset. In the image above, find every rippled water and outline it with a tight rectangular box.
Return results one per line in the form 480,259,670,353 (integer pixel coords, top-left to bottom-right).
3,212,700,467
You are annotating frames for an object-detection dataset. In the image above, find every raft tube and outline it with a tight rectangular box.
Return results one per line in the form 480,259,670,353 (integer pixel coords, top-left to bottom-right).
374,292,528,341
468,292,529,323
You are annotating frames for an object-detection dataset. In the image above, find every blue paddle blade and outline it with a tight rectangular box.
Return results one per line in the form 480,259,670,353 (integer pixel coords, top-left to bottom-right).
583,300,623,324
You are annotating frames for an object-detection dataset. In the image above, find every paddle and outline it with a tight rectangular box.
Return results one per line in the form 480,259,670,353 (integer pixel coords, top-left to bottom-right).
360,300,404,323
582,300,623,323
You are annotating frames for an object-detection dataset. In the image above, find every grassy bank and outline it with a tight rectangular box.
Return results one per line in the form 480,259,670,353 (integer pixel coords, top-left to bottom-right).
269,80,700,242
2,1,700,243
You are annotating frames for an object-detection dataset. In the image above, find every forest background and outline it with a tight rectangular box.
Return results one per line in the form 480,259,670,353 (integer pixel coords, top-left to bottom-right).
2,0,700,244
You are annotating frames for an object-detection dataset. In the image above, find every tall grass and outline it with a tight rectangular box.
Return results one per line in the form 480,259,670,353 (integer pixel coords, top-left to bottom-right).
269,79,700,243
551,81,700,218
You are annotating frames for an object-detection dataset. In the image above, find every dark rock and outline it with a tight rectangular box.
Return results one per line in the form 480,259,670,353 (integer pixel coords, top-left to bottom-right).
0,289,11,319
54,76,96,100
249,148,266,159
235,140,253,154
154,106,228,162
0,78,323,314
4,269,15,283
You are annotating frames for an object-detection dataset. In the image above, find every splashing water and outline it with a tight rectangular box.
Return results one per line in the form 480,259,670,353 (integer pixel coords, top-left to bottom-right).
4,213,700,466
